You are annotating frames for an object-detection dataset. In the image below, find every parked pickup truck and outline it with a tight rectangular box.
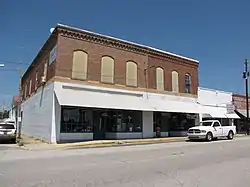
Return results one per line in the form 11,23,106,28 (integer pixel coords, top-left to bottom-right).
187,120,236,141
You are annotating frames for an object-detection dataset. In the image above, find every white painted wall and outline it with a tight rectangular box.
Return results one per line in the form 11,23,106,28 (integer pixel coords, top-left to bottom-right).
142,111,154,138
59,133,93,142
21,83,54,142
198,87,232,107
105,133,142,139
153,132,169,137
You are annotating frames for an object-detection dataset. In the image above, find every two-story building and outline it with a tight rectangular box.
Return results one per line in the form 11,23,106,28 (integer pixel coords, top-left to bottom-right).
20,24,206,143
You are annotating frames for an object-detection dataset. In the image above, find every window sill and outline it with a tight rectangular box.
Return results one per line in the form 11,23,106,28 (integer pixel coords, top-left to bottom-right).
60,131,93,133
106,131,142,133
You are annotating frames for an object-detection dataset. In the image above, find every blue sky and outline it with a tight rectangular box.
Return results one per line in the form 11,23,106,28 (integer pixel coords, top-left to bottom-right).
1,0,250,107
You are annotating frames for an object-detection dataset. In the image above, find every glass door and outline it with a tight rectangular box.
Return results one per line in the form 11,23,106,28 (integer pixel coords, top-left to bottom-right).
93,110,107,140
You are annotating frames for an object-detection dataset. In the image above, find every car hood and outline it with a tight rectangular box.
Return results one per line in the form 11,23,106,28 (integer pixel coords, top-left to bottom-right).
188,126,211,131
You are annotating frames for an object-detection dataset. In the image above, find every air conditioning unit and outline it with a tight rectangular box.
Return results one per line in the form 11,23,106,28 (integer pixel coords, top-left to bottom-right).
41,76,46,84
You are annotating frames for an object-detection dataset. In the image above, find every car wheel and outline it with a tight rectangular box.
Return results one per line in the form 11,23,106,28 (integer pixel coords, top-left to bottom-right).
227,131,234,140
206,132,213,142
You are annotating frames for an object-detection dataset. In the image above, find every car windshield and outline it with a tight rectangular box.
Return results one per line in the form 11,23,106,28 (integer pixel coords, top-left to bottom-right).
199,121,213,126
0,123,15,129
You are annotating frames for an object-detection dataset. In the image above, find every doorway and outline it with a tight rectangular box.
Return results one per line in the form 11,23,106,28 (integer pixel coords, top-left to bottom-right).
93,111,107,140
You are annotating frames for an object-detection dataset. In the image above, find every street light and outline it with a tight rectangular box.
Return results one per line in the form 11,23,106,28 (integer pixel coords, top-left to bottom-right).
243,59,249,135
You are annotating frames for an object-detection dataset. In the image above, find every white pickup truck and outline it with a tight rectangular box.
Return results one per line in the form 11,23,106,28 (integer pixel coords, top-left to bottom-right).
187,120,236,141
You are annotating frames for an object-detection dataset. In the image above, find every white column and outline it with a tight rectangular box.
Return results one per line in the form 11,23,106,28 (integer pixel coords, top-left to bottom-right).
51,93,61,144
142,111,153,138
194,113,202,125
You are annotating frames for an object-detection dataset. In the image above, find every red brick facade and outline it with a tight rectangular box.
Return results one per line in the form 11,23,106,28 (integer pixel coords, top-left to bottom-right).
21,24,199,100
233,94,249,110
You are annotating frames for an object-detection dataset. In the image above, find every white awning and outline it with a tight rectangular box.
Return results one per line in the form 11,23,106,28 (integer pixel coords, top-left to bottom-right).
235,109,249,118
202,106,227,118
55,85,152,111
201,106,240,119
54,84,206,114
225,113,240,119
147,98,206,114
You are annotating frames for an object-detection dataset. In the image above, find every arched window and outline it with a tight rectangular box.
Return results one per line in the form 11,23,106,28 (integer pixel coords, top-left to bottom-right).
172,71,179,93
72,50,88,80
156,67,164,90
101,56,114,83
185,74,191,93
126,61,138,86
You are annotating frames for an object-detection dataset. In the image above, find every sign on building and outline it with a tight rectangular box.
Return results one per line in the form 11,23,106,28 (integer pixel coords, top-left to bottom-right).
226,103,235,114
49,44,58,65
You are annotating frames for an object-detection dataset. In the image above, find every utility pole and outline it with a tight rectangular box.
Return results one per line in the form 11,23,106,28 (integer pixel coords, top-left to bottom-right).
243,59,249,135
17,63,22,139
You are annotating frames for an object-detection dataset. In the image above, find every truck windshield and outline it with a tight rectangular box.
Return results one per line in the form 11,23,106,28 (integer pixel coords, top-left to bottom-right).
199,121,213,126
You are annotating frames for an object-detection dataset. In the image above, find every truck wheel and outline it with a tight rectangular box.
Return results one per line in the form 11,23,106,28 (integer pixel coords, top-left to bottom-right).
227,131,234,140
206,132,213,142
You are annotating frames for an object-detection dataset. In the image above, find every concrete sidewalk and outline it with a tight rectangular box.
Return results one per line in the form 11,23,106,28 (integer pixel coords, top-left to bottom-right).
21,136,187,151
20,134,247,151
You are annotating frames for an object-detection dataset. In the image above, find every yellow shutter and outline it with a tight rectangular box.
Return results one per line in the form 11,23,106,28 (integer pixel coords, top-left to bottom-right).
72,51,88,80
172,71,179,92
101,56,114,83
156,67,164,90
126,61,137,87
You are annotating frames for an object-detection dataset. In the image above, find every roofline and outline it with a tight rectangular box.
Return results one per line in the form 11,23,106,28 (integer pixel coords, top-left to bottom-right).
198,87,233,95
57,23,199,63
232,93,246,97
22,28,59,80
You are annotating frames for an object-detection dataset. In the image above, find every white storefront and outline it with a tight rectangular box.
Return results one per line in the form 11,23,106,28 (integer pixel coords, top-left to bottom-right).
197,87,240,125
21,82,208,143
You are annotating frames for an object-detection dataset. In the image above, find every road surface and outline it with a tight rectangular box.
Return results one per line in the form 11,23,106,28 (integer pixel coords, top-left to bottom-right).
1,137,250,187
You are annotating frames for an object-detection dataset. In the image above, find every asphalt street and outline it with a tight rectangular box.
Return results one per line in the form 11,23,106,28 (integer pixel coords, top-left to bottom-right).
1,137,250,187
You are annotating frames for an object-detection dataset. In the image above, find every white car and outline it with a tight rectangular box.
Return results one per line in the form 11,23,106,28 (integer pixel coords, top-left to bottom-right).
0,122,16,143
187,120,236,141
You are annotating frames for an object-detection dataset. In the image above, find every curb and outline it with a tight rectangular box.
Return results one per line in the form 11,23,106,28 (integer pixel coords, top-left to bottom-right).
56,137,187,150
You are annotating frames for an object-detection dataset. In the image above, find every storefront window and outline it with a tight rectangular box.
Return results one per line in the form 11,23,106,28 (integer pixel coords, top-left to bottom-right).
154,112,196,132
106,110,142,132
60,106,93,133
153,112,170,132
169,113,196,131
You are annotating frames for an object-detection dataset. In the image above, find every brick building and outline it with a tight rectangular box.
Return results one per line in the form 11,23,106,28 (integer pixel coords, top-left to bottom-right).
232,94,249,133
20,24,206,143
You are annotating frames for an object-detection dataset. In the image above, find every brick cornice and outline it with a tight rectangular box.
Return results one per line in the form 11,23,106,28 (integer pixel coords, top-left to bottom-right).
57,27,198,67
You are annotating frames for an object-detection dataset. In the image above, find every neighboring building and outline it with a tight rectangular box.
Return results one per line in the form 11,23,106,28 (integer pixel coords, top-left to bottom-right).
20,23,205,143
198,87,240,126
232,94,249,133
9,96,21,126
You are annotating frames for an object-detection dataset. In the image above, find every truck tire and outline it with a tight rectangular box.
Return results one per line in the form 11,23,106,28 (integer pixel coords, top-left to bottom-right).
206,132,213,141
227,131,234,140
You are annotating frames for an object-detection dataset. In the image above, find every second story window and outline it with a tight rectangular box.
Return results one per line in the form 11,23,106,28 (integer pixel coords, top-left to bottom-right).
24,84,28,98
171,71,179,93
156,67,164,91
43,60,48,79
101,56,114,84
185,74,191,93
72,50,88,80
35,71,38,90
29,79,32,95
126,61,138,87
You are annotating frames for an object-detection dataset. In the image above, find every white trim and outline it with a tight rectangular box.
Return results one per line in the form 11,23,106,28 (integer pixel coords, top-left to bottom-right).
57,23,199,63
